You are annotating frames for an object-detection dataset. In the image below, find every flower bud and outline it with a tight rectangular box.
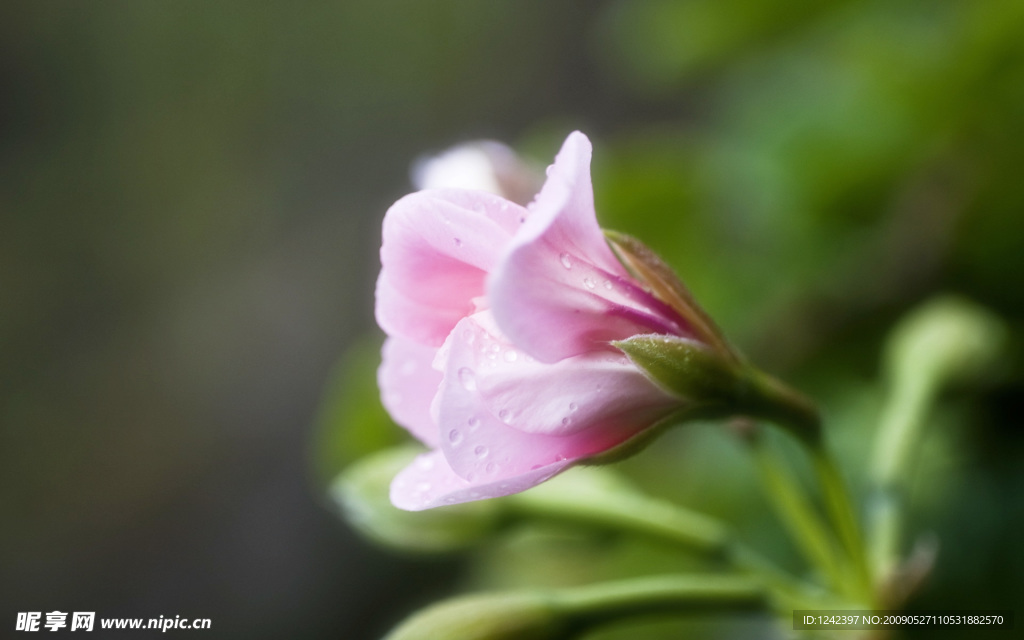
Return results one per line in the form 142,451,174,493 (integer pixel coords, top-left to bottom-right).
884,295,1007,390
332,447,500,552
872,296,1008,490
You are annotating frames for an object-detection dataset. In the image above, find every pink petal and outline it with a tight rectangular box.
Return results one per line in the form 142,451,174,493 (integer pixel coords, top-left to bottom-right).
390,449,572,511
517,132,625,274
489,132,685,362
377,189,527,346
452,313,678,436
378,337,443,447
433,314,681,482
375,275,468,347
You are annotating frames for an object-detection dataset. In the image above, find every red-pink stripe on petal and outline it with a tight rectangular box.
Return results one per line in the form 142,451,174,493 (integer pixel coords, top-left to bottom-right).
433,314,679,482
489,132,682,363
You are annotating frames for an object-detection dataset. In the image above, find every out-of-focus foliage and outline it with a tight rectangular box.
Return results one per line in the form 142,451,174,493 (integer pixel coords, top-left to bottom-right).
595,0,1024,356
312,337,402,484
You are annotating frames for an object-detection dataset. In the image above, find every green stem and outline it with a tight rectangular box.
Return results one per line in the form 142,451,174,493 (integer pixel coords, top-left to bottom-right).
809,442,872,600
556,574,767,625
505,470,824,609
868,376,934,578
382,575,767,640
739,368,822,445
747,436,848,594
735,368,871,601
506,471,727,554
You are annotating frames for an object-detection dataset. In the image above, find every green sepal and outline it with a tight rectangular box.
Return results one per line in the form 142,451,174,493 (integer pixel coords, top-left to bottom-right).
612,335,741,409
614,334,821,444
605,229,739,363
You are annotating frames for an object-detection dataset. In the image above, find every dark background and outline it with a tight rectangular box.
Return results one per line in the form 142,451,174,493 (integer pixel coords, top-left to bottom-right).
2,2,1022,638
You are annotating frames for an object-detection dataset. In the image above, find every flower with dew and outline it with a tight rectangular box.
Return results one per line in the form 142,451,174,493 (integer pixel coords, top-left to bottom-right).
376,132,794,511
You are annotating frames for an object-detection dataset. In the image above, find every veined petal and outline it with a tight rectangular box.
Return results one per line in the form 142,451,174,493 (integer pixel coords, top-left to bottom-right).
433,314,680,481
378,189,527,346
390,450,572,511
451,313,679,436
378,337,443,447
375,275,468,347
489,132,685,362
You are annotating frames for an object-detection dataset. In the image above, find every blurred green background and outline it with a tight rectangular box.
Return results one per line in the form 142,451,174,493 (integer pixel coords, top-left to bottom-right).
2,1,1022,638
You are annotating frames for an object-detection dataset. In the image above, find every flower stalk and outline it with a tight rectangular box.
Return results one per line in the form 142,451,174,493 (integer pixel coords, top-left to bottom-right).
867,297,1007,583
384,575,769,640
504,468,826,609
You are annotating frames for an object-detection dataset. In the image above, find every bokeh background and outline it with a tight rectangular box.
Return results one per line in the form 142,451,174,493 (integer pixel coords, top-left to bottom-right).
2,1,1022,638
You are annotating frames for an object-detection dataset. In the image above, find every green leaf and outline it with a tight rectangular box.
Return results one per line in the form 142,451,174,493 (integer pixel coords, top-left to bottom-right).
309,334,404,485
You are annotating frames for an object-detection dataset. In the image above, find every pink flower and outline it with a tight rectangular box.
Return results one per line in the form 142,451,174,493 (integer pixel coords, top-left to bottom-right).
376,132,701,511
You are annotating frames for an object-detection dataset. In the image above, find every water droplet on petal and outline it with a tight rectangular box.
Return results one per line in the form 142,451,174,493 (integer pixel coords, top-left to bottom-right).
465,472,477,482
583,277,596,289
503,349,518,363
474,445,489,458
561,417,572,427
498,409,512,424
603,279,613,290
458,367,477,391
467,416,481,430
485,462,497,474
453,237,462,247
559,252,573,269
448,429,463,445
569,402,578,412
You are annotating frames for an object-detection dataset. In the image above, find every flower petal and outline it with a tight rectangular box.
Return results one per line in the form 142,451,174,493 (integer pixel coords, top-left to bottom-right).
390,449,572,511
489,132,685,362
433,314,680,481
375,275,468,347
377,189,527,346
449,313,679,436
378,337,443,447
